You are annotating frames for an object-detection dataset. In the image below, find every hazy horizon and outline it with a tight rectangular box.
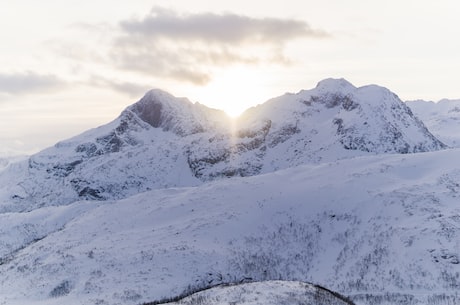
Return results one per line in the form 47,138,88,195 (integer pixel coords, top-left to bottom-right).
1,0,460,155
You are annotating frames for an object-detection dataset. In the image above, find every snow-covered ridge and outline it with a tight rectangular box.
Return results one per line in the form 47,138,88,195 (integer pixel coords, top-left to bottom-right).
0,78,446,211
150,281,355,305
407,98,460,147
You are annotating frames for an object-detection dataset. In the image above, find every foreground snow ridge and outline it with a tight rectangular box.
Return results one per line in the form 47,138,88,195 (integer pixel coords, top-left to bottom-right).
145,281,355,305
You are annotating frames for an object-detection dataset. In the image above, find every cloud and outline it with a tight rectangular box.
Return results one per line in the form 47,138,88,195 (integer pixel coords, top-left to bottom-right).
120,7,328,44
112,7,329,85
0,72,66,95
89,76,152,98
107,81,151,98
111,42,214,85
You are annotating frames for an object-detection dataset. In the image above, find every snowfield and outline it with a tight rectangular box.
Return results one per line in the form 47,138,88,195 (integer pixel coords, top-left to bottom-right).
2,149,460,304
1,78,460,305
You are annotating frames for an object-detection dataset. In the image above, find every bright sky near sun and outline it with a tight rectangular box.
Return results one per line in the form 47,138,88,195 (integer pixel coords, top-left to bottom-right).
1,0,460,155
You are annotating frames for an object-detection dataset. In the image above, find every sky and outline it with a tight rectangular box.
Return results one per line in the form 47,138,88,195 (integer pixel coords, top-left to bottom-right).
1,0,460,155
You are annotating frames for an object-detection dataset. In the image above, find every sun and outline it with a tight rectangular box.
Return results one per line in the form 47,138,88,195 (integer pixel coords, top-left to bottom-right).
192,66,274,117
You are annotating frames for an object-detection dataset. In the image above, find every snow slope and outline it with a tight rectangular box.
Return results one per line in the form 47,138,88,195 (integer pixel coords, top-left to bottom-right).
0,154,26,172
407,99,460,147
0,79,445,212
2,149,460,304
153,281,355,305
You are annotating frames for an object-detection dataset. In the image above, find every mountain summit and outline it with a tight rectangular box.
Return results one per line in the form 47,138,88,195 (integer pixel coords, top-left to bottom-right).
127,89,229,136
0,78,445,211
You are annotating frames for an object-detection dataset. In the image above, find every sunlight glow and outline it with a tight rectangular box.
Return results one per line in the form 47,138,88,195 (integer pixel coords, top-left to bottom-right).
192,66,273,117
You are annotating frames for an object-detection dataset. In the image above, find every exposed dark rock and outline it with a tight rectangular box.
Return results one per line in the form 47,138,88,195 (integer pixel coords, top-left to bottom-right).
131,99,164,128
46,160,83,177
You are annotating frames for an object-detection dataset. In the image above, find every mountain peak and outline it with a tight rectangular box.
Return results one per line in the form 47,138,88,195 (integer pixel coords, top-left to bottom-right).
125,88,213,136
140,88,196,109
128,89,191,128
315,78,356,94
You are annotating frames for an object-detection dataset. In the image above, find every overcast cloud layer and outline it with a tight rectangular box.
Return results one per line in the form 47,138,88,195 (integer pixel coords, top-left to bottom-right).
0,7,328,96
111,7,328,85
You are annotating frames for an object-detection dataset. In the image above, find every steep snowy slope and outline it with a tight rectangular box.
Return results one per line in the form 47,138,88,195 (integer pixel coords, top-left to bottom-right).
0,158,11,172
0,154,26,172
0,90,226,212
407,99,460,147
2,149,460,305
0,79,445,212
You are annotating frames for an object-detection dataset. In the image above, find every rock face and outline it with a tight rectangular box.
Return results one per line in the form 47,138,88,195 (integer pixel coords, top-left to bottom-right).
0,79,446,211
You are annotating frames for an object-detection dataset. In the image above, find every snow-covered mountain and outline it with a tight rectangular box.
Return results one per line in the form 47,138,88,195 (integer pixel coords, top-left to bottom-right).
0,78,445,212
0,78,457,305
407,99,460,147
2,149,460,305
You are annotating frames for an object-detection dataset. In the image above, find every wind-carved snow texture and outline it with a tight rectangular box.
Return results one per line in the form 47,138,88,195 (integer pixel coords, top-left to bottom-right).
0,79,445,211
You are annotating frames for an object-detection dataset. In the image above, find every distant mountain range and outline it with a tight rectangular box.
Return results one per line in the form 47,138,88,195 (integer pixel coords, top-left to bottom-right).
0,79,459,305
407,98,460,147
0,78,445,212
